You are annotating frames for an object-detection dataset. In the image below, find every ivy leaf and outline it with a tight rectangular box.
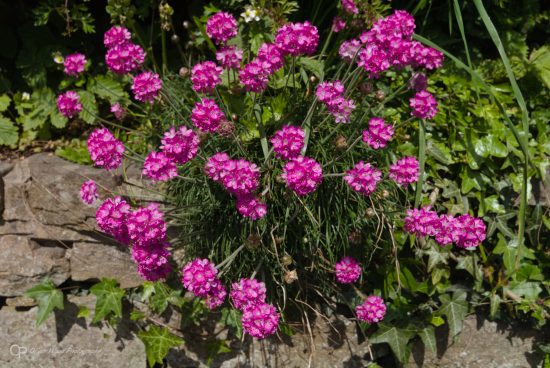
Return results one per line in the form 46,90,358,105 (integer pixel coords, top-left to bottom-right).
369,324,415,363
77,305,90,319
419,326,436,353
78,91,97,125
90,278,125,323
206,339,231,365
0,116,19,146
24,279,64,326
505,281,542,300
138,325,184,367
437,291,468,338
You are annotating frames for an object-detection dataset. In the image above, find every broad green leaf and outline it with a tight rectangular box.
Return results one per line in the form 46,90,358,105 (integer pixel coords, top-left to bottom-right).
50,110,68,129
206,339,231,365
298,57,324,79
369,324,415,363
529,46,550,89
419,326,436,352
138,325,184,367
437,291,468,338
483,195,505,214
25,279,64,326
88,75,127,102
430,315,445,327
0,116,19,146
0,94,10,112
90,278,125,323
489,293,500,319
77,305,90,319
505,281,542,300
18,88,56,131
492,235,518,274
55,140,92,165
78,91,98,125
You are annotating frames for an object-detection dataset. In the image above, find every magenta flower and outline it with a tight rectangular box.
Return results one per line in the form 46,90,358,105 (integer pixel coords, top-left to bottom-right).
332,17,346,33
181,258,219,297
389,156,420,187
270,125,305,160
126,203,167,246
103,25,132,48
110,102,126,120
362,117,394,149
220,158,260,195
410,90,438,119
241,303,280,339
239,59,270,92
191,98,225,133
87,128,125,170
132,71,162,103
409,72,428,92
282,156,323,196
434,214,462,246
356,296,386,323
257,43,284,73
204,152,231,181
344,161,382,196
236,194,267,220
57,91,82,118
63,53,86,76
230,278,267,310
335,256,361,284
216,46,243,69
205,279,227,309
160,126,200,164
342,0,359,14
80,180,98,205
205,12,238,44
106,42,146,74
403,206,440,238
95,196,130,244
143,151,178,182
275,21,319,56
191,61,223,93
339,39,362,63
455,214,486,250
132,242,172,281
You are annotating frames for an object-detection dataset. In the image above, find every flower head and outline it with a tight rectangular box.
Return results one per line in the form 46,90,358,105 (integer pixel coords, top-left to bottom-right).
241,303,279,339
132,71,162,103
63,53,86,76
220,159,260,195
216,46,243,69
106,42,146,74
110,102,126,120
160,126,200,164
191,61,223,93
87,128,125,170
403,207,440,238
335,256,361,284
204,152,231,181
332,17,346,33
181,258,219,297
132,242,172,281
282,156,323,196
344,161,382,196
126,203,167,246
389,156,419,187
410,90,438,119
80,180,98,205
270,125,305,160
230,278,267,310
205,279,227,309
236,194,267,220
57,91,82,118
143,151,177,182
239,59,269,93
362,117,394,149
257,43,284,73
104,26,132,48
191,98,225,133
96,196,130,243
275,21,319,56
342,0,359,14
455,214,486,250
339,39,362,63
205,12,238,44
356,296,386,323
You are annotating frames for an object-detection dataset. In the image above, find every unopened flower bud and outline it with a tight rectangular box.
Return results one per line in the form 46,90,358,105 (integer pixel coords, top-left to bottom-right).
360,82,373,94
365,208,376,218
375,90,385,101
334,135,348,151
281,254,292,266
217,120,235,137
182,21,190,29
309,75,317,83
284,270,298,284
179,67,189,77
231,113,238,122
381,189,389,198
171,34,180,44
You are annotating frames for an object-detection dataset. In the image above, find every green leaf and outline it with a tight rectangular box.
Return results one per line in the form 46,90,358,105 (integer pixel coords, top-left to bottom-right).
50,110,68,129
369,324,415,363
505,281,542,300
529,46,550,89
430,315,445,327
298,57,324,79
25,279,64,326
437,291,468,338
78,91,97,125
0,94,10,112
0,116,19,146
77,305,90,319
55,139,92,165
88,75,127,102
90,278,125,323
489,293,500,319
206,339,231,365
138,325,184,367
419,326,436,353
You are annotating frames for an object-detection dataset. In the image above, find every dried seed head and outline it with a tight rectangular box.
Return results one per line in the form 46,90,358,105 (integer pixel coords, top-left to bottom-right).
217,120,235,137
179,67,189,77
348,230,363,245
360,82,373,94
334,135,348,150
246,233,261,249
365,208,376,218
381,189,389,198
284,270,298,284
375,90,385,101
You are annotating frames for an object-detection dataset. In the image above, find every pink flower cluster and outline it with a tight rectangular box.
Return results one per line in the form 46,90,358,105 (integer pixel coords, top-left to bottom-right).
160,126,199,164
342,0,359,14
132,71,162,103
410,90,438,119
126,203,167,246
356,295,386,323
110,102,126,120
191,61,223,93
282,156,323,196
63,53,86,76
356,10,443,77
270,125,305,160
332,17,346,33
241,303,280,339
57,91,82,118
344,161,382,196
132,242,172,281
257,43,284,73
315,81,356,123
182,258,227,309
216,46,243,69
143,151,178,182
205,12,238,44
362,117,394,149
335,256,361,284
239,43,284,92
230,278,267,310
191,98,225,133
106,42,146,74
103,26,145,74
389,156,419,187
205,153,266,219
96,196,131,244
80,180,98,205
339,39,362,63
404,207,486,249
87,128,125,170
275,21,319,56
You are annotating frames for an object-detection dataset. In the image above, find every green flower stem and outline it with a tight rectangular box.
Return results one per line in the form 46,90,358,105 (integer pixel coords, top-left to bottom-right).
161,28,168,74
414,119,426,208
252,94,269,160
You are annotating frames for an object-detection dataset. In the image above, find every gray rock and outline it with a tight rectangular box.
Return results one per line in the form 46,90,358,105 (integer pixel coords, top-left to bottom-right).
0,235,70,296
67,242,142,288
0,295,146,368
5,296,37,308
